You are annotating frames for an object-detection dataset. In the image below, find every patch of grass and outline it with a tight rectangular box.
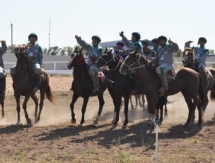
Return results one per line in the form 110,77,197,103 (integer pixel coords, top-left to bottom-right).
85,149,95,154
178,146,185,152
117,150,131,163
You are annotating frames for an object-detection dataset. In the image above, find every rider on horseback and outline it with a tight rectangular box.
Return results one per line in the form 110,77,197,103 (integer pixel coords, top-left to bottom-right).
142,39,155,60
185,37,209,88
156,36,179,96
115,41,127,60
152,38,159,54
10,33,43,92
0,40,7,69
119,31,143,94
75,35,103,93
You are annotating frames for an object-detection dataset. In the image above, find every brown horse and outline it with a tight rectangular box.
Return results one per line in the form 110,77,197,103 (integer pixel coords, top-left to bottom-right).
183,48,215,118
13,46,54,125
120,51,205,127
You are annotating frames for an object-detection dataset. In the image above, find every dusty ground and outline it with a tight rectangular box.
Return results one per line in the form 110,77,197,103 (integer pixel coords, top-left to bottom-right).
1,75,215,163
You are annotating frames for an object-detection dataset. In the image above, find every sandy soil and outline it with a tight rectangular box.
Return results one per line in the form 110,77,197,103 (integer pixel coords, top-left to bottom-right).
0,75,215,163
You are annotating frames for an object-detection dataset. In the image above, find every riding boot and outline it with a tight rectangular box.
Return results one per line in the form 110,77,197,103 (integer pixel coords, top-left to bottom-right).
158,74,168,96
90,75,100,93
131,73,140,95
199,70,209,89
33,74,41,92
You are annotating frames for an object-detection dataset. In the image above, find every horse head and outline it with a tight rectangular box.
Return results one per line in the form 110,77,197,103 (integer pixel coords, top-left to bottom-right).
182,47,194,66
67,48,85,70
119,50,147,75
96,48,117,68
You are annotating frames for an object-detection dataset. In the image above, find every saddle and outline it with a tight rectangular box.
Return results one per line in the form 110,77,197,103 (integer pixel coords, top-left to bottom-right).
167,69,177,80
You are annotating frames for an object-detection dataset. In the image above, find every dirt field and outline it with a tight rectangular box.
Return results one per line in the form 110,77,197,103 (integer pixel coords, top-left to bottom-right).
1,75,215,163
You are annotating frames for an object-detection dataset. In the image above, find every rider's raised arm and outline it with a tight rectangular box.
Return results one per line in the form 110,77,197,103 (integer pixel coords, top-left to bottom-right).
76,37,90,51
121,35,132,48
38,45,43,66
171,43,179,53
0,41,7,56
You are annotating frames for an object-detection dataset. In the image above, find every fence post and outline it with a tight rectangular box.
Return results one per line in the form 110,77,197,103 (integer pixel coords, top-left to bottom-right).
54,62,56,70
155,124,159,163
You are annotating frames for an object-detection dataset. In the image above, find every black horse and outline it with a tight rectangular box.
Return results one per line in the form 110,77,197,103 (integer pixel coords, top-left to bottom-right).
67,48,116,125
96,49,145,127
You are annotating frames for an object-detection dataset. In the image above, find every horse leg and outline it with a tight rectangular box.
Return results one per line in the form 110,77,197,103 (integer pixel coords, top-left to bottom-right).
36,91,45,123
113,95,121,126
15,94,21,125
130,96,134,110
23,96,32,125
159,105,163,123
80,96,89,125
93,93,105,125
181,91,194,126
1,97,4,118
31,94,39,122
123,95,129,128
164,97,168,116
70,93,79,123
141,94,145,110
146,94,157,129
193,96,203,126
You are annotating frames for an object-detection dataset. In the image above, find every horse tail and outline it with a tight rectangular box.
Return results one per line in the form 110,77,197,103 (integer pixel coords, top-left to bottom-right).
197,73,205,106
43,72,54,103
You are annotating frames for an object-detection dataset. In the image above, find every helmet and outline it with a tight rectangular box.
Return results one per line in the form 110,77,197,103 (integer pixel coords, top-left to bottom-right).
158,35,167,42
132,32,141,40
142,39,149,45
28,33,38,40
92,35,101,43
152,38,158,43
198,37,207,44
116,41,124,47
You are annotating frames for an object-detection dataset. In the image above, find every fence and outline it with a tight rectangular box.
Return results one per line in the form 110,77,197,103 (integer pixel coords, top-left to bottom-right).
3,61,215,75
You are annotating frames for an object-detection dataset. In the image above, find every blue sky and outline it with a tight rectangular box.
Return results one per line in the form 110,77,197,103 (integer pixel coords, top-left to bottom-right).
1,0,215,50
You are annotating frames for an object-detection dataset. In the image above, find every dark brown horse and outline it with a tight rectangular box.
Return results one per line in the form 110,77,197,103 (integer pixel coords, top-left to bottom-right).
0,76,5,118
183,48,215,119
67,48,116,125
13,46,54,125
120,51,205,127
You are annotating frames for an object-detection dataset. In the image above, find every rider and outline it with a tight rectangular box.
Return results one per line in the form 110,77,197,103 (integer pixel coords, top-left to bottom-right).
152,38,159,54
156,36,179,96
142,39,154,60
0,40,7,69
10,33,43,92
119,31,143,94
75,35,103,93
115,41,128,60
185,37,209,88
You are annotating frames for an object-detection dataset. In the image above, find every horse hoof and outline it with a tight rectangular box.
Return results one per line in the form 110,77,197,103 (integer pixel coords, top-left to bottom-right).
93,119,98,125
158,120,163,124
2,115,4,118
27,119,32,125
71,119,76,124
79,123,84,127
16,122,22,126
122,124,127,129
112,123,117,127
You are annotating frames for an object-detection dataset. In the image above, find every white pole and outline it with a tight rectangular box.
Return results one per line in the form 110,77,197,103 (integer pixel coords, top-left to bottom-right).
155,124,159,163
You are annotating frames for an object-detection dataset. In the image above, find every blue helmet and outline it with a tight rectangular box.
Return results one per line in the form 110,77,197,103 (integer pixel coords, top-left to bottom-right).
116,41,124,47
132,32,141,40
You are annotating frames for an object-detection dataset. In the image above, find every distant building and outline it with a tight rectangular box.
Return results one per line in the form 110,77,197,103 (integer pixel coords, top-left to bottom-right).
100,40,153,48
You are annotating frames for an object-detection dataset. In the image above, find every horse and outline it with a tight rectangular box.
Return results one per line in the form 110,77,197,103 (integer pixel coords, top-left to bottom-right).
12,46,54,125
183,48,215,119
67,48,116,125
156,96,167,123
0,75,5,118
119,51,205,127
96,49,148,127
130,94,145,110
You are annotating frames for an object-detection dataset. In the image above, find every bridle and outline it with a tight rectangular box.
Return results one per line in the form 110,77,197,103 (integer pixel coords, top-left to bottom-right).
122,54,145,71
97,54,121,70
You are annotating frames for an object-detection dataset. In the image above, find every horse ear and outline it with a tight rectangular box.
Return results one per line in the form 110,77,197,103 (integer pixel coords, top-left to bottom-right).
104,48,108,53
109,49,112,55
